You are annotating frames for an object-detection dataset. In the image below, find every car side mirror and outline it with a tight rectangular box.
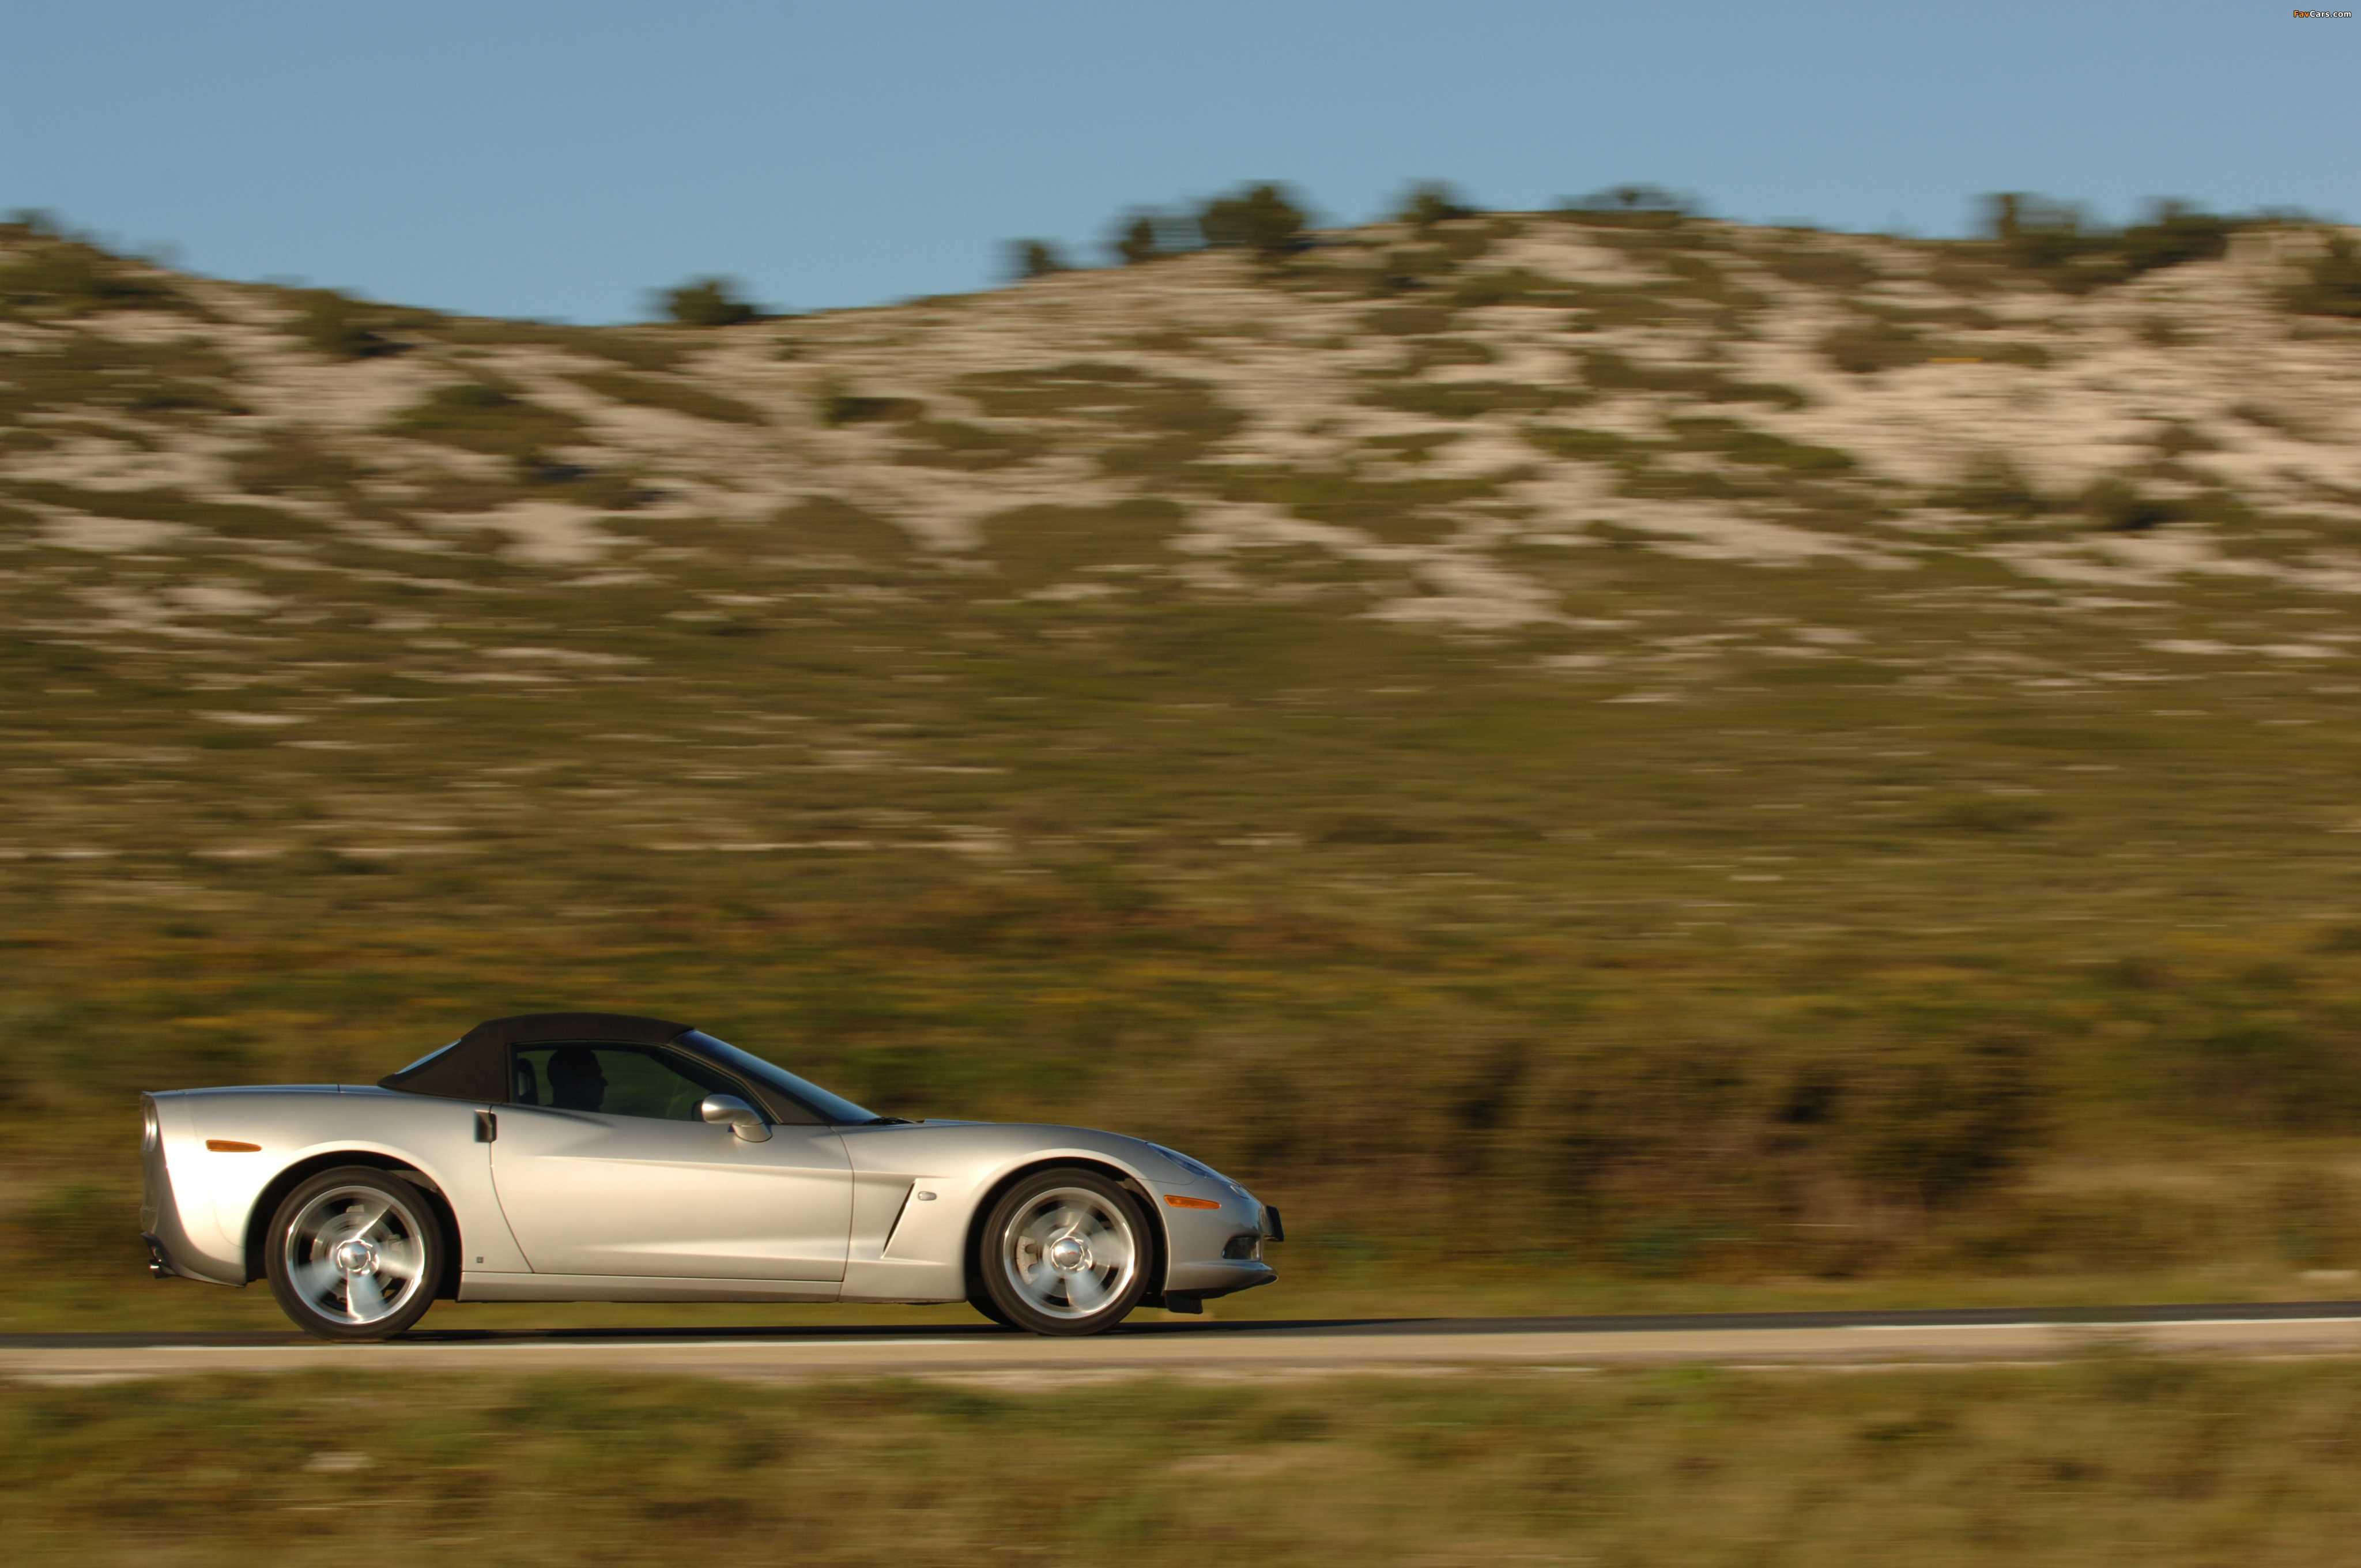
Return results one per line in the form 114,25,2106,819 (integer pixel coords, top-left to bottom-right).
699,1094,771,1142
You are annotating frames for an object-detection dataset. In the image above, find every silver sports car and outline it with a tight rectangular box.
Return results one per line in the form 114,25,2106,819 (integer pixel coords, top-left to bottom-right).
139,1012,1281,1340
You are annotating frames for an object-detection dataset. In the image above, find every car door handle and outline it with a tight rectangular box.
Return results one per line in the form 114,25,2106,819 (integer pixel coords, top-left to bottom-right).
475,1110,498,1143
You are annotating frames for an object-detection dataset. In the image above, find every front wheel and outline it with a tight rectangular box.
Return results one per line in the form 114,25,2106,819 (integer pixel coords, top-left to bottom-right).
264,1167,443,1341
976,1167,1151,1336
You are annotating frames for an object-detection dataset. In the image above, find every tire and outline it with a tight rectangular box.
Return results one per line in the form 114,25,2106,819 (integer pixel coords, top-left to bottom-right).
264,1166,444,1341
976,1167,1151,1337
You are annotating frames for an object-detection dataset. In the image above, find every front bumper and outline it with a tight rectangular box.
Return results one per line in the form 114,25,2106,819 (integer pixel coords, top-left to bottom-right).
1152,1182,1283,1309
1159,1259,1277,1303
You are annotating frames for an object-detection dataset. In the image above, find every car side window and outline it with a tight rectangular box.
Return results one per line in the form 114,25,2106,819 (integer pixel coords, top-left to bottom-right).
509,1043,745,1123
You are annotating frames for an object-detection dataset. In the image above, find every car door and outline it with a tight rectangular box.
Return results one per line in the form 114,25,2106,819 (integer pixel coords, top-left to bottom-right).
489,1042,852,1281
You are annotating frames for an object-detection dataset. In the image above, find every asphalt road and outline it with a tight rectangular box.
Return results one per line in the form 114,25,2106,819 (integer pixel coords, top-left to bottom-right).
7,1301,2361,1383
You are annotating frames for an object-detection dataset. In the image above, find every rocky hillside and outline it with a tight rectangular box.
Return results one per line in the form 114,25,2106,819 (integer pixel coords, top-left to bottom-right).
12,214,2361,611
7,210,2361,923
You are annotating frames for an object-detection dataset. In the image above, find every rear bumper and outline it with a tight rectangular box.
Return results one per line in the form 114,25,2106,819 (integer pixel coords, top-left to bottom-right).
141,1232,186,1280
140,1114,242,1287
140,1207,237,1286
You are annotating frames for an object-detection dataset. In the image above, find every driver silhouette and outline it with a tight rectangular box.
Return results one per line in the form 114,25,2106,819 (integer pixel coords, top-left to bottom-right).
546,1046,608,1112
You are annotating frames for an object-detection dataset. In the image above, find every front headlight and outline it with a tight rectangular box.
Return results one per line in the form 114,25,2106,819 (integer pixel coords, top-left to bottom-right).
1151,1143,1224,1182
1152,1144,1247,1196
141,1100,160,1154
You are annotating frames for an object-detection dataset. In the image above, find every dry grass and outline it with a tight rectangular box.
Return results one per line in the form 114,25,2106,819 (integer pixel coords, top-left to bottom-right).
9,1358,2361,1565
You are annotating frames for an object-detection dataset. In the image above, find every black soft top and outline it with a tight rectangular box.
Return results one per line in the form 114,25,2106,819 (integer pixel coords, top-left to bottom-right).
378,1012,693,1103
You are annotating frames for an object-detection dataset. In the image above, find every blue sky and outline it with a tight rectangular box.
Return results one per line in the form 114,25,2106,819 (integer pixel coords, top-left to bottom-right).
3,1,2349,323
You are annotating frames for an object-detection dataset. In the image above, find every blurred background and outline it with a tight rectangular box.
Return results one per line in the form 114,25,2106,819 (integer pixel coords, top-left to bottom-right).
7,184,2360,1329
6,3,2361,1559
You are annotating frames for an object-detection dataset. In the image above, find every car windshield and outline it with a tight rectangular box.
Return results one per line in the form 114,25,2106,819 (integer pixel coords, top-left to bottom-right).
680,1032,887,1125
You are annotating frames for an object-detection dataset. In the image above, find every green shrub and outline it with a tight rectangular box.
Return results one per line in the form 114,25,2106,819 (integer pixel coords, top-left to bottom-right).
288,289,403,361
1197,183,1310,257
2230,401,2319,440
1204,465,1513,544
1108,211,1201,265
1557,289,1690,333
0,243,190,318
1758,245,1881,289
1580,351,1808,409
659,276,759,327
1444,269,1582,309
1842,1033,2044,1209
1375,244,1466,291
1357,431,1465,465
1361,304,1456,336
956,364,1239,473
2114,200,2242,277
893,420,1051,471
771,495,913,558
2181,1026,2361,1132
570,370,765,425
1397,337,1499,374
1927,453,2049,517
231,436,367,496
120,378,244,416
1522,424,1644,463
1821,318,1929,373
2285,234,2361,318
403,455,651,517
1,206,63,238
2153,421,2220,457
1009,240,1069,279
392,382,587,461
1396,182,1478,229
813,376,923,428
1553,184,1696,231
1358,380,1588,420
6,481,309,540
0,335,241,425
1986,194,2250,292
977,497,1186,586
1988,193,2102,276
437,320,688,372
2079,477,2187,532
1496,1026,2047,1223
1663,417,1854,472
1974,340,2053,368
1115,216,1160,265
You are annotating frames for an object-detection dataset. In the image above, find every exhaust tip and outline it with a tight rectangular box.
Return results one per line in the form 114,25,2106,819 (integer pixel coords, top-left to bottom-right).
142,1234,178,1280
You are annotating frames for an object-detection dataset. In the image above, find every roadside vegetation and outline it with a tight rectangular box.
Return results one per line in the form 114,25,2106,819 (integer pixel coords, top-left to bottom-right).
9,1359,2361,1564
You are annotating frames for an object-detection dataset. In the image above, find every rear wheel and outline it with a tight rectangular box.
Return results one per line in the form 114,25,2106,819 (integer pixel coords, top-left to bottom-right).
976,1167,1150,1337
264,1167,443,1341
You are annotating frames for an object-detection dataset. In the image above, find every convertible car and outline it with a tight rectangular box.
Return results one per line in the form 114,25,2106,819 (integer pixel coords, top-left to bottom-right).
139,1012,1281,1340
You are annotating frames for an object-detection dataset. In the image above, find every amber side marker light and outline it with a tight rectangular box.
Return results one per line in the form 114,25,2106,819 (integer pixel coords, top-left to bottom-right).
205,1140,261,1153
1164,1194,1223,1210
